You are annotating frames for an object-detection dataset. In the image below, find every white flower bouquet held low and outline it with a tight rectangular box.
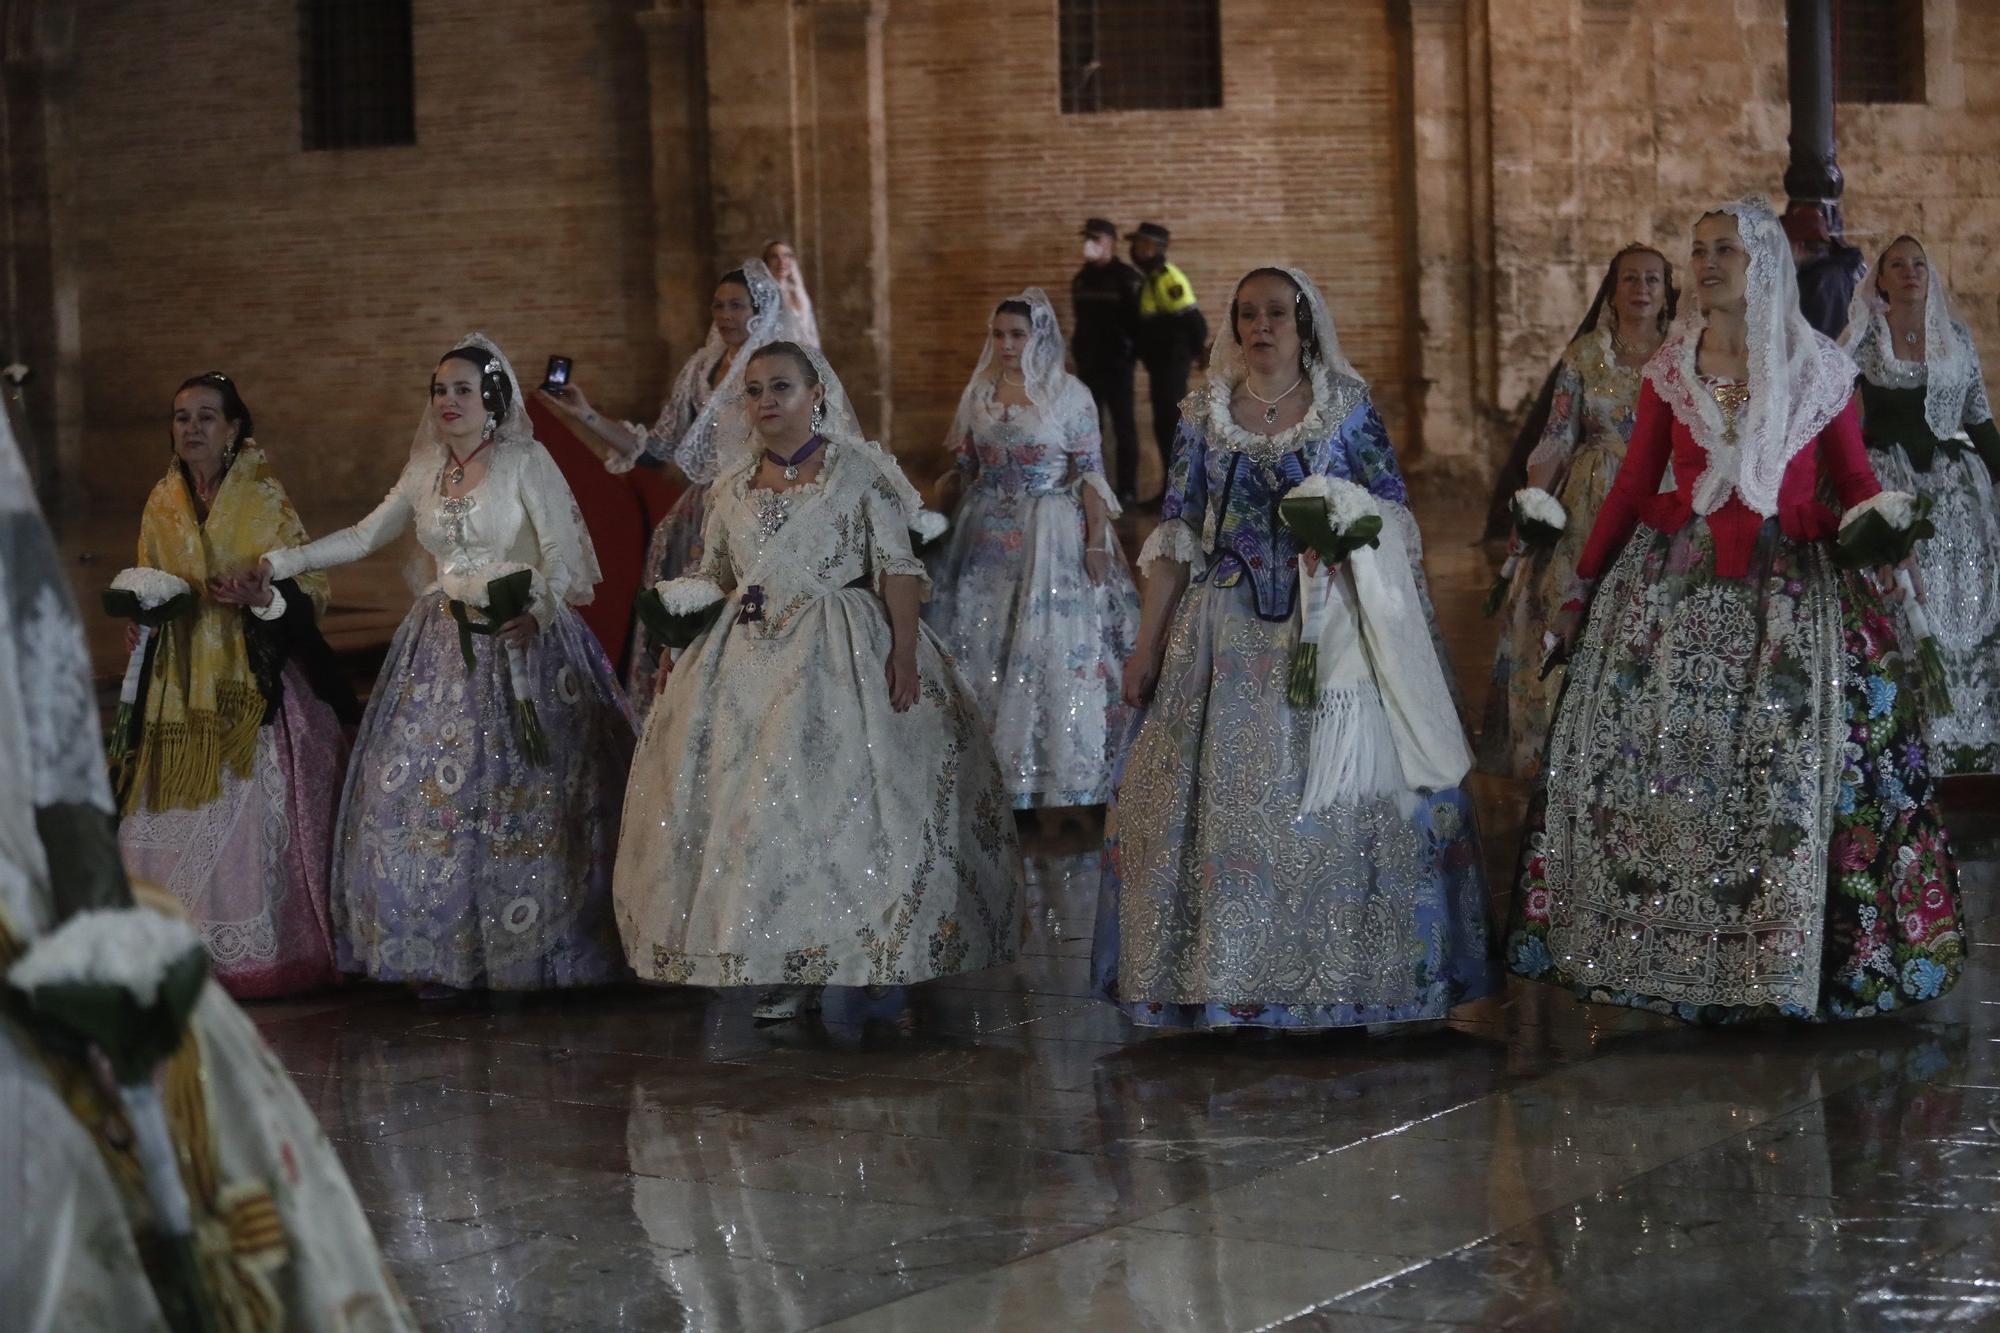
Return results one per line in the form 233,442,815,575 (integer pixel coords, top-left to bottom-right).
442,562,550,765
911,508,950,554
1835,491,1949,717
8,908,215,1330
635,576,727,659
1484,488,1568,617
101,567,198,765
1279,478,1385,708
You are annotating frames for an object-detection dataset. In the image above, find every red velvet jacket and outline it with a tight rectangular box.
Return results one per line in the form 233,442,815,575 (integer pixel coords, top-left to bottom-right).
1576,381,1878,581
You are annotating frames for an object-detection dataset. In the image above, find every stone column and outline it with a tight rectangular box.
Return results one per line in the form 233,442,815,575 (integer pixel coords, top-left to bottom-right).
1783,0,1844,226
800,0,891,443
639,0,718,369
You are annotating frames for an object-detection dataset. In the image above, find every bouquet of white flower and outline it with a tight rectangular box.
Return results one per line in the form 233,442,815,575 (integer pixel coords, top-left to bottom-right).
1279,477,1385,708
1835,491,1950,717
635,575,726,661
1483,487,1568,617
100,567,198,765
9,908,215,1331
442,562,549,765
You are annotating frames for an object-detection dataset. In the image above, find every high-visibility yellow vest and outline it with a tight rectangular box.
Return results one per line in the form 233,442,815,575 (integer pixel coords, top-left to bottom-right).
1138,262,1198,318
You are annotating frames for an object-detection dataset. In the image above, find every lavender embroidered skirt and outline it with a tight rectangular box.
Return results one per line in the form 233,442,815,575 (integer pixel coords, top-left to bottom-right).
332,595,635,989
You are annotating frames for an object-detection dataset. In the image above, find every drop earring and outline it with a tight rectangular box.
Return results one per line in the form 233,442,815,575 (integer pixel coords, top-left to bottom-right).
810,402,825,432
483,411,497,440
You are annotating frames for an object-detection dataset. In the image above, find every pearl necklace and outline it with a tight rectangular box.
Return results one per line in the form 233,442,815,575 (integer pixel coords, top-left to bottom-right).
1244,375,1303,425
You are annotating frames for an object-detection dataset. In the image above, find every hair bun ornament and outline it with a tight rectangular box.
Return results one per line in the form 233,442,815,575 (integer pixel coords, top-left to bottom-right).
484,358,502,376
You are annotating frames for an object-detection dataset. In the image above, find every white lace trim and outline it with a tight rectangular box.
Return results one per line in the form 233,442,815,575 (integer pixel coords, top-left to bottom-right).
1196,361,1367,466
1137,518,1203,574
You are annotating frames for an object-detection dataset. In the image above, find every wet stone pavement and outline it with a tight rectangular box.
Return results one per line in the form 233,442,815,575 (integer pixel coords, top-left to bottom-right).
248,815,2000,1332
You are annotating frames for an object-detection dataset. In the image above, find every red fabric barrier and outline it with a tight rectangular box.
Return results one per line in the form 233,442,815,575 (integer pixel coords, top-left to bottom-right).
526,397,681,672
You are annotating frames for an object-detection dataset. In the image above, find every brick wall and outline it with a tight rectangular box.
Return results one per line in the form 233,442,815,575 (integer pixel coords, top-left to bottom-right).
879,0,1411,493
58,0,659,517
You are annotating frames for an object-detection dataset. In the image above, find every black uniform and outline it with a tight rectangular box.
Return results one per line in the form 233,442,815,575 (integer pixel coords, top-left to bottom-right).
1071,258,1143,499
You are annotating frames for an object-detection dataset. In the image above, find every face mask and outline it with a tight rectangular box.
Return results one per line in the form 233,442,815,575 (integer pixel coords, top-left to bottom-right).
1083,236,1110,262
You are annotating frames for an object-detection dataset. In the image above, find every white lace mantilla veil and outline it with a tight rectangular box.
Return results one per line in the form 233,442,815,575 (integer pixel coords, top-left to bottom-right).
0,408,115,939
712,341,940,533
1193,263,1368,437
1840,235,1986,441
1641,196,1856,518
407,332,602,606
946,287,1118,512
667,258,803,484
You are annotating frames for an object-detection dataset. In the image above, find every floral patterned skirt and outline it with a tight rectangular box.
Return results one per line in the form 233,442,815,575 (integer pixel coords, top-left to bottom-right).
926,486,1140,807
1871,443,2000,774
333,597,634,990
1093,580,1497,1031
1506,518,1965,1022
626,480,710,722
614,587,1023,988
1477,443,1619,779
119,664,350,999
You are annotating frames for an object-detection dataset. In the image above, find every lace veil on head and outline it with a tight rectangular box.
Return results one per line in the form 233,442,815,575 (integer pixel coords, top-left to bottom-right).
1645,196,1855,517
946,288,1095,441
714,340,929,522
1197,265,1366,427
411,332,602,602
1839,233,1974,441
674,258,805,481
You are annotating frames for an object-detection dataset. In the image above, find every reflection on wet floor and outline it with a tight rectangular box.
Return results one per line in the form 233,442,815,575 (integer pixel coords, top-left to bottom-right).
251,829,2000,1332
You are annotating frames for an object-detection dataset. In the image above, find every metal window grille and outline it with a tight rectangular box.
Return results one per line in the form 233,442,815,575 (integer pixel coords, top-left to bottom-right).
299,0,415,151
1059,0,1222,115
1835,0,1924,105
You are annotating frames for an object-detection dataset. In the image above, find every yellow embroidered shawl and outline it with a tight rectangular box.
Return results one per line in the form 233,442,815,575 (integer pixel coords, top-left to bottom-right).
126,447,329,814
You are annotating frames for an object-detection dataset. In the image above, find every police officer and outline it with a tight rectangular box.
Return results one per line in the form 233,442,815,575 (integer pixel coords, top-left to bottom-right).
1130,222,1206,490
1070,218,1144,505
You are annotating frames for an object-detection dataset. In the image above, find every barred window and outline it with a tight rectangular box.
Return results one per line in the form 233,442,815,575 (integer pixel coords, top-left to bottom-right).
1059,0,1222,115
1835,0,1924,104
299,0,416,150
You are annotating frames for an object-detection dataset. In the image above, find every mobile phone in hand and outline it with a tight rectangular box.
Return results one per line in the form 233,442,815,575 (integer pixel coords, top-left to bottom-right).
541,355,572,395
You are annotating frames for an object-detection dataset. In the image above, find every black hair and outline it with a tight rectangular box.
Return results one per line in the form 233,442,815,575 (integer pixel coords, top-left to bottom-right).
993,299,1034,322
1229,267,1320,371
747,340,821,386
172,371,254,443
435,346,513,428
717,268,760,314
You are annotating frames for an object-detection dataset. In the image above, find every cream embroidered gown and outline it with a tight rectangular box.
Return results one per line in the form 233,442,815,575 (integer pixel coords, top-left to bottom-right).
613,442,1024,987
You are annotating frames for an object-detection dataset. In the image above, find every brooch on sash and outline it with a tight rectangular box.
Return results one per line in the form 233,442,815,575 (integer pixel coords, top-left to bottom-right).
739,585,766,623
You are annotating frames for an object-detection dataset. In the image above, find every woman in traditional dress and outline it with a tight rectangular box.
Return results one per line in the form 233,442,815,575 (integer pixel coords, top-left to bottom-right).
926,289,1139,810
0,411,415,1332
1507,198,1966,1022
764,239,822,349
1093,266,1495,1032
1478,246,1675,777
113,374,358,998
1841,235,2000,774
543,260,793,710
259,335,632,995
613,341,1022,1022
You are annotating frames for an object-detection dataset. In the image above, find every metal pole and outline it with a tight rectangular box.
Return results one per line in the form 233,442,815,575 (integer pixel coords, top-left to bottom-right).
1783,0,1843,230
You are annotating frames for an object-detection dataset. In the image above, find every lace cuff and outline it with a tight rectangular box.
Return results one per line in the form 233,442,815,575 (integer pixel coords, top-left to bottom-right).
1075,470,1123,519
1137,517,1204,575
603,447,638,476
878,557,933,601
250,585,288,621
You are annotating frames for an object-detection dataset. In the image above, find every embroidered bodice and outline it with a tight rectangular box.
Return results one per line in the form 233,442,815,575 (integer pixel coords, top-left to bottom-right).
1526,328,1643,480
265,441,600,626
953,378,1105,502
1577,380,1878,581
696,443,930,640
1157,382,1410,621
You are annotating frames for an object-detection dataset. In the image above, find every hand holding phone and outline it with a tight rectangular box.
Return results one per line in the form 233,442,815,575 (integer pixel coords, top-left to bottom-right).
541,355,573,396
